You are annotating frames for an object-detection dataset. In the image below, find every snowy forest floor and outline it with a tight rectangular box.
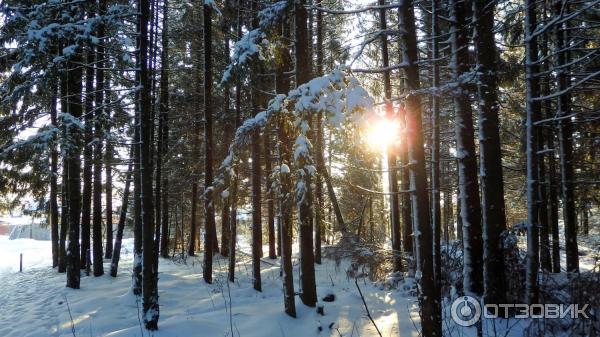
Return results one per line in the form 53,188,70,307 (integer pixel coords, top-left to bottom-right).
0,236,423,337
1,234,598,337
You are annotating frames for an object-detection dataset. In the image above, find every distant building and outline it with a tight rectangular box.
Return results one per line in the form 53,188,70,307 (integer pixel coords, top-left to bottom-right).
0,216,51,240
0,220,9,235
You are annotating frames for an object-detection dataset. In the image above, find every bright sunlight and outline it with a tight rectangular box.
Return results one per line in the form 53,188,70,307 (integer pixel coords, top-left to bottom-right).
365,117,400,152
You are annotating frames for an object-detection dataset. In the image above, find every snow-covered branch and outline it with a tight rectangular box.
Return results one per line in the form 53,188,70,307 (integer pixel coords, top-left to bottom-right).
214,69,373,200
219,1,288,85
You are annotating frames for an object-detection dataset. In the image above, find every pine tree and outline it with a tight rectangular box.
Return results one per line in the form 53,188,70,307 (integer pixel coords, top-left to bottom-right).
538,13,552,272
159,0,171,259
430,0,442,316
250,0,263,290
139,0,159,329
450,0,483,296
313,1,324,264
251,126,262,290
228,1,244,283
58,65,69,274
276,6,296,316
554,0,579,273
81,48,94,271
473,0,507,304
93,16,105,276
265,128,276,259
188,3,202,258
65,40,83,290
295,0,317,307
50,84,59,269
398,0,441,335
100,0,113,260
547,131,561,273
203,0,216,284
524,0,541,304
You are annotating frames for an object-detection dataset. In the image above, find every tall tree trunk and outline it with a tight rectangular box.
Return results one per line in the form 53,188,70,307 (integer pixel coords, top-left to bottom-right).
139,0,159,329
524,0,540,304
50,84,59,268
278,113,297,318
180,199,185,255
547,133,561,272
153,119,162,270
110,157,133,277
430,0,442,310
188,4,202,257
538,18,552,272
203,2,215,284
456,179,463,243
378,0,402,272
228,3,243,283
228,171,239,282
275,8,296,316
313,108,323,261
92,72,104,277
189,184,198,256
220,19,231,257
92,0,106,276
132,10,143,292
399,104,412,254
251,127,262,290
398,1,441,335
473,0,507,304
265,130,276,259
313,112,323,263
450,0,483,296
397,16,412,255
554,0,579,273
132,87,143,295
103,50,113,261
443,167,453,242
313,0,324,264
159,0,170,259
81,49,94,268
105,134,113,259
58,66,68,274
59,155,68,273
220,181,231,258
296,0,317,307
65,43,83,290
152,0,163,268
250,0,263,291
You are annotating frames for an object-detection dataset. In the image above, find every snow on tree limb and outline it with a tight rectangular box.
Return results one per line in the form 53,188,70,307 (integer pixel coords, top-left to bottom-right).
214,69,373,200
258,1,287,28
220,29,266,85
219,1,288,85
0,2,131,104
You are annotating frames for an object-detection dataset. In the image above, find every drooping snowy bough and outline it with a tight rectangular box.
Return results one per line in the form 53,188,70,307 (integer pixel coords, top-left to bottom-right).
214,68,373,214
220,1,288,85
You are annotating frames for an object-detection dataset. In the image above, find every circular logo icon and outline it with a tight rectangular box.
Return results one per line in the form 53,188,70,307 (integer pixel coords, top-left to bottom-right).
451,296,481,327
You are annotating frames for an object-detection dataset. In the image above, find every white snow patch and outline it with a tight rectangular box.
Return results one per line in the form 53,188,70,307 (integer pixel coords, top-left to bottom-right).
0,237,424,337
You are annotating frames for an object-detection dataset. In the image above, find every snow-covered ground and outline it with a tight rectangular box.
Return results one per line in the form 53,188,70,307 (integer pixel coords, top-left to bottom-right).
0,236,422,337
0,235,52,274
2,233,597,337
